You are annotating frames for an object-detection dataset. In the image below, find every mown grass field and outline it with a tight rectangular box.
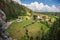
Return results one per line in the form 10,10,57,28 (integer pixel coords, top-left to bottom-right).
6,20,49,40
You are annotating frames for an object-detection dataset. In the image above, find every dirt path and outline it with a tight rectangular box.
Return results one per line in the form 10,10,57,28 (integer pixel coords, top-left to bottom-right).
2,20,16,30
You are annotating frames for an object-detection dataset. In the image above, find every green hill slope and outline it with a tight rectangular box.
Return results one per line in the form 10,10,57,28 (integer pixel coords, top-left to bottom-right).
0,0,33,20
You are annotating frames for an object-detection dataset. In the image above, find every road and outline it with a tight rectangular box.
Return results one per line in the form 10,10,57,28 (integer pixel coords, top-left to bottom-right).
2,20,16,30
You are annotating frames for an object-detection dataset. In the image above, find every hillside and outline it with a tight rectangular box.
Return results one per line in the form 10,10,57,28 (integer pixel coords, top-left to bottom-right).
0,0,33,21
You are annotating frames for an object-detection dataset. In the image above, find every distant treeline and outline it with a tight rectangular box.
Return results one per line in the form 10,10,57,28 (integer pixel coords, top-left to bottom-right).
35,12,60,17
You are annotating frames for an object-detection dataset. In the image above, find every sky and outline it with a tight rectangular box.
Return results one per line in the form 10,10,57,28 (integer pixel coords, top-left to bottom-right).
13,0,60,12
21,0,60,6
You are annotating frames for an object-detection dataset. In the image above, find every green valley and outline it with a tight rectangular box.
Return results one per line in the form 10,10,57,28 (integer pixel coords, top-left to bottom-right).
0,0,60,40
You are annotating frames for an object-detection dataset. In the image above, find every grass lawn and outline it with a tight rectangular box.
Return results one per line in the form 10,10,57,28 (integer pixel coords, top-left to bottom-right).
6,20,49,40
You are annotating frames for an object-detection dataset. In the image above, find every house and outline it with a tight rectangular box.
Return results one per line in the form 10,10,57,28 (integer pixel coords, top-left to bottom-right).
16,19,23,22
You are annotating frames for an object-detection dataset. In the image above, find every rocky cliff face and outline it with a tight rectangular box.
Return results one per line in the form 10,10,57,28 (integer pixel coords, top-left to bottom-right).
0,0,5,10
0,5,12,40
